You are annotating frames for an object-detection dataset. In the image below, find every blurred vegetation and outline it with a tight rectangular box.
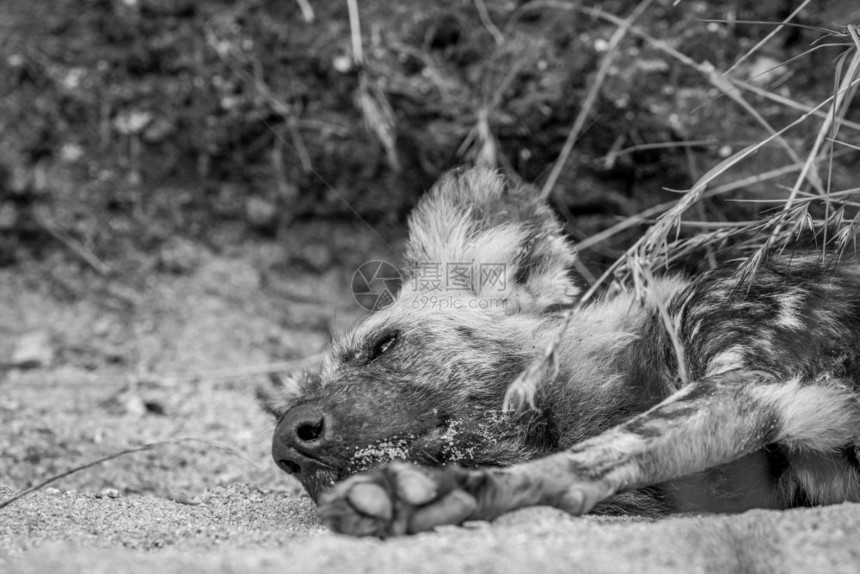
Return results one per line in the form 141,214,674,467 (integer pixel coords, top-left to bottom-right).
0,0,858,277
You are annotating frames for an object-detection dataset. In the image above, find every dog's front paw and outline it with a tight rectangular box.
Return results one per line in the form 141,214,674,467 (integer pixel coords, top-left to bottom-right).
318,462,478,537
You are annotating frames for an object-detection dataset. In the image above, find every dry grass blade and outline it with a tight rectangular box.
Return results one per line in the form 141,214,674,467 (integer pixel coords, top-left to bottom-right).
149,353,324,386
725,0,813,74
294,0,315,22
782,29,860,215
662,228,741,267
634,142,765,252
501,4,860,415
459,59,527,167
347,0,399,170
356,74,401,171
705,65,824,194
205,29,313,173
287,118,313,173
623,67,860,292
637,265,688,385
528,3,860,296
704,18,838,37
0,438,257,511
828,137,860,152
474,107,498,169
505,0,656,411
575,162,821,253
205,15,397,250
597,139,721,164
731,78,860,133
538,0,654,200
623,12,824,191
34,211,110,276
503,308,573,412
835,211,860,252
346,0,363,66
474,0,504,45
531,2,832,195
693,42,851,120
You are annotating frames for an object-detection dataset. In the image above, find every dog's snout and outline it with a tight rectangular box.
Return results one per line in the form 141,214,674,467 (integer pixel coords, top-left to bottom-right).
272,403,330,477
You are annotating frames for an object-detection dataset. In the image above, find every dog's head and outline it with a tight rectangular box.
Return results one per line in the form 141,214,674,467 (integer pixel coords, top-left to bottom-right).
263,168,579,501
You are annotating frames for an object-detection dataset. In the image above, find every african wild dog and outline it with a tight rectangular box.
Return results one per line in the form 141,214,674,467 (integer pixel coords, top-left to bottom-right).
262,167,860,537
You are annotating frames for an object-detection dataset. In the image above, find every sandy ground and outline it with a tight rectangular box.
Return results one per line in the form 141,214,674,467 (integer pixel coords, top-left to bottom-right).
2,484,860,574
1,242,859,573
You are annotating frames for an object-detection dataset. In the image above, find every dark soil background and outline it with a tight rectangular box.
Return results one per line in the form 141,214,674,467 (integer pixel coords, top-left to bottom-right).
2,1,860,572
3,0,858,274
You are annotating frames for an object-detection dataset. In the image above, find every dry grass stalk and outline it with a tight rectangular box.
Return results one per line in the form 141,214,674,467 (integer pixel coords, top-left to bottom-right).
505,7,860,412
356,75,401,172
34,211,110,276
474,0,504,46
294,0,315,23
346,0,400,171
0,438,257,511
474,107,498,170
783,29,860,215
725,0,814,74
346,0,364,66
539,0,655,201
504,0,655,412
150,353,324,386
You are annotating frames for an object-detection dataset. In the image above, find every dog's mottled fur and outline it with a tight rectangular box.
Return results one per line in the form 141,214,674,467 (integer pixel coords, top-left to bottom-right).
263,168,860,537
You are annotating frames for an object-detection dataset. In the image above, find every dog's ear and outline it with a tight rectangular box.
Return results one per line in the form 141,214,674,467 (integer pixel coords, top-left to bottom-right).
403,168,578,314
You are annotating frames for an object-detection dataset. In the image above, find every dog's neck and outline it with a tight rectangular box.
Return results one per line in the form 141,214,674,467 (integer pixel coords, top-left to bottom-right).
529,279,688,448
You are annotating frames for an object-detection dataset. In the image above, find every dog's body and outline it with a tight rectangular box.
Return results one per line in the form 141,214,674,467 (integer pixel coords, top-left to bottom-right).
265,168,860,537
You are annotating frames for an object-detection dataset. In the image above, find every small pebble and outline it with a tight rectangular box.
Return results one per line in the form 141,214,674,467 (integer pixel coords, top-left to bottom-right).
169,491,203,506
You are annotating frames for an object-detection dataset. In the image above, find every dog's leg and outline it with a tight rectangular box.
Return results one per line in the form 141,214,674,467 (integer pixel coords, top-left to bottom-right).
319,371,859,537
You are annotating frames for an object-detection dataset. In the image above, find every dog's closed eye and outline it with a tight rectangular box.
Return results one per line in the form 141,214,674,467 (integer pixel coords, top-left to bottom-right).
365,329,400,363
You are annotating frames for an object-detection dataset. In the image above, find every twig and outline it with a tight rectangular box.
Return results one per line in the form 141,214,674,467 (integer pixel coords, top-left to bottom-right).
148,353,324,385
539,0,654,200
503,307,575,412
287,117,313,173
572,257,597,286
474,0,504,46
204,30,315,174
204,24,392,249
596,139,722,164
637,266,688,385
344,0,399,170
523,1,830,195
356,74,401,171
725,0,813,74
575,160,831,253
294,0,315,23
33,212,110,276
346,0,364,67
828,138,860,152
782,31,860,216
506,0,664,405
622,68,860,289
0,438,256,510
474,107,497,169
508,0,669,405
702,63,824,194
731,78,860,133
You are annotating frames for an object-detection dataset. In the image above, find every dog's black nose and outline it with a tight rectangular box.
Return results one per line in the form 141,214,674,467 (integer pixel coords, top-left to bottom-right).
272,403,330,477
